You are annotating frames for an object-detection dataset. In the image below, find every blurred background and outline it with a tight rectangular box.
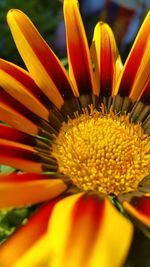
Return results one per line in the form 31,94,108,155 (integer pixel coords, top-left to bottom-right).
0,0,149,65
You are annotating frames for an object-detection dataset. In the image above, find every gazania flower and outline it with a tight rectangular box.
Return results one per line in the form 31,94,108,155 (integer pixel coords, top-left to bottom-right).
0,0,149,266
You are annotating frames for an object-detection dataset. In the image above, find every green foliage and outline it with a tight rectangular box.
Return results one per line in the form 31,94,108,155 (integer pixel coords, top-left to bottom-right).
0,206,33,244
0,0,62,65
0,165,16,173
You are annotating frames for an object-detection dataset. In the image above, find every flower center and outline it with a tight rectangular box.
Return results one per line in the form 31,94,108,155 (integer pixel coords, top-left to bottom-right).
53,107,150,195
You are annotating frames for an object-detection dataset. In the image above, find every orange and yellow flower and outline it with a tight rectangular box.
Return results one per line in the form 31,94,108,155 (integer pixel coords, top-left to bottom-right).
0,0,149,266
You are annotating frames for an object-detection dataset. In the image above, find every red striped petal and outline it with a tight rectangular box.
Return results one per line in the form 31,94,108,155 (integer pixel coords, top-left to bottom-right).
0,125,50,153
47,193,133,267
0,173,53,182
0,87,55,138
63,0,98,97
0,139,57,172
114,11,150,102
91,22,122,96
0,59,63,130
0,107,38,136
0,59,52,110
7,9,75,109
123,194,150,228
0,59,49,120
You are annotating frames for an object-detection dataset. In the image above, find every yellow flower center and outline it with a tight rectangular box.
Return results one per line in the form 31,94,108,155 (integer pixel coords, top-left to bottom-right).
53,107,150,195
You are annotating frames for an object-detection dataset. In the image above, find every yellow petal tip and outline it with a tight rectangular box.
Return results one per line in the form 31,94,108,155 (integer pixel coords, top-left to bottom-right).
7,9,25,22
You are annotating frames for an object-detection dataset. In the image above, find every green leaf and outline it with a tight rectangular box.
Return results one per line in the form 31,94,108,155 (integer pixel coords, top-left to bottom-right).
0,165,16,173
60,57,68,67
0,206,37,244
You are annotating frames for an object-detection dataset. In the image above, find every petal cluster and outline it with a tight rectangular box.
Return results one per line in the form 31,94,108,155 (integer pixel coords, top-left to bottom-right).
0,0,149,266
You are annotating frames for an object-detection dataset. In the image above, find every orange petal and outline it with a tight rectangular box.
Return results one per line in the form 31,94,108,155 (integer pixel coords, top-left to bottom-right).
63,0,98,97
91,22,122,96
0,178,67,208
0,199,60,267
114,11,150,102
7,10,75,109
47,193,133,267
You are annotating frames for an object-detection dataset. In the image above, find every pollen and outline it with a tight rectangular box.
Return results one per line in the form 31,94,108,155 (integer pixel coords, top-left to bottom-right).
53,106,150,195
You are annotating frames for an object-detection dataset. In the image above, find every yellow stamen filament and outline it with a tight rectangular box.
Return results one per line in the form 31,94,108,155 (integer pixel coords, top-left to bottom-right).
53,107,150,195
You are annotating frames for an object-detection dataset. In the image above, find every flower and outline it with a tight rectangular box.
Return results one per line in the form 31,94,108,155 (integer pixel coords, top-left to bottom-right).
0,0,149,266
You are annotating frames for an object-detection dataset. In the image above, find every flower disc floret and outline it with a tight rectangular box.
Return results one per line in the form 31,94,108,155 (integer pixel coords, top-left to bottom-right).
53,108,150,195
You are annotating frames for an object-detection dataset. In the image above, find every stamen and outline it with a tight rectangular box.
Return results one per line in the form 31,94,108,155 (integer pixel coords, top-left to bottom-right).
53,106,150,195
